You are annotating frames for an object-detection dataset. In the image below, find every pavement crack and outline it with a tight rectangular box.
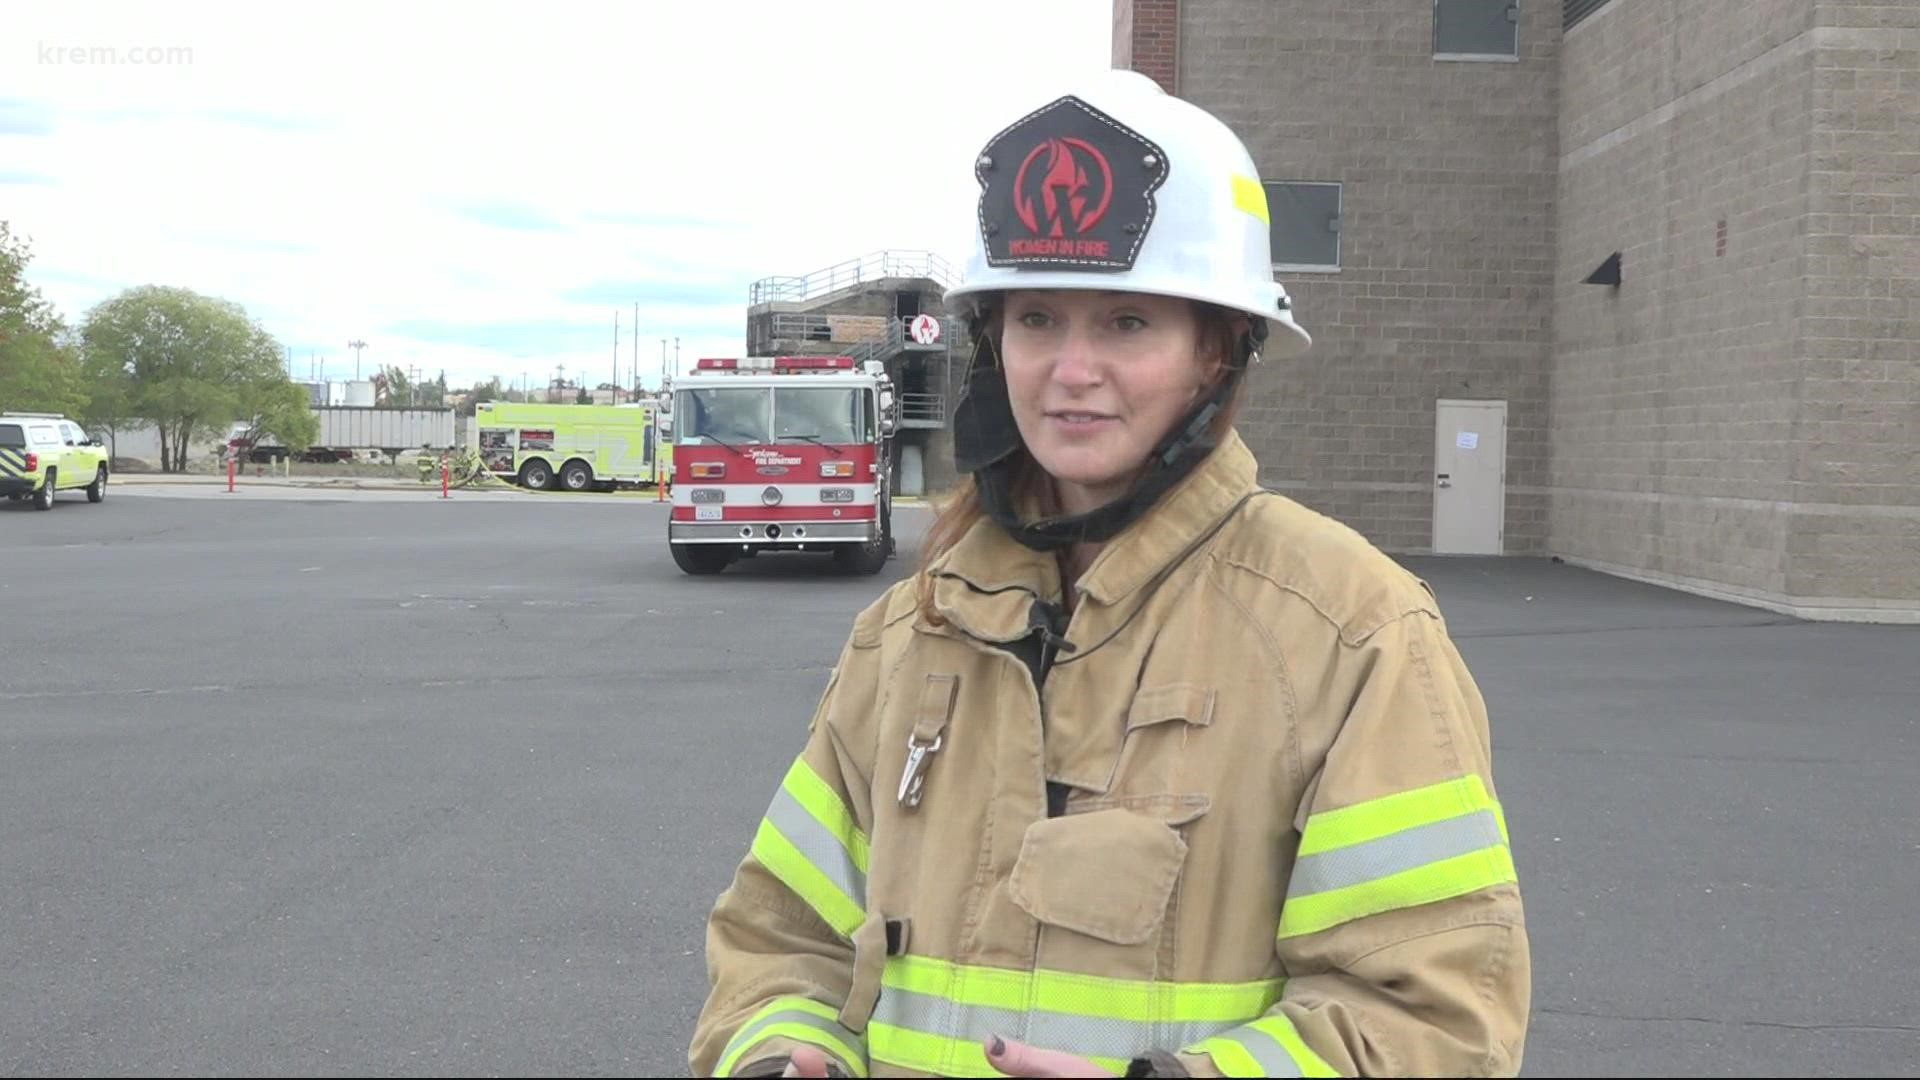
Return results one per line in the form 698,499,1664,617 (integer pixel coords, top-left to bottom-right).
1456,618,1804,640
1539,1007,1920,1034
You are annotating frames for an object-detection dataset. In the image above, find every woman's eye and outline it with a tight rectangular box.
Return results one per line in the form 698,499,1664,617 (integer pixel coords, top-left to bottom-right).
1115,314,1147,332
1016,311,1052,329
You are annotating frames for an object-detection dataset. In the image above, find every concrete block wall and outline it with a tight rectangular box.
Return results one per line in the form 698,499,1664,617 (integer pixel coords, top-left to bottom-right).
1787,1,1920,614
1552,0,1816,600
1553,0,1919,619
1171,0,1560,554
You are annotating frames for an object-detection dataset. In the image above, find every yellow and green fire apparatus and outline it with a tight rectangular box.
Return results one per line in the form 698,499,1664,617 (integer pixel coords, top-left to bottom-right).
474,401,670,492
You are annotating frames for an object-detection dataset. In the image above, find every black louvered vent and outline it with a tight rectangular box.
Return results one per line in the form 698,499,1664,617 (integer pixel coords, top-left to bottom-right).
1565,0,1614,30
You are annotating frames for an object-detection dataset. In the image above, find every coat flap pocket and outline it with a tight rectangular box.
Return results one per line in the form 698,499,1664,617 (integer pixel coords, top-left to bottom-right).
1125,683,1215,733
1083,792,1213,829
1009,808,1188,946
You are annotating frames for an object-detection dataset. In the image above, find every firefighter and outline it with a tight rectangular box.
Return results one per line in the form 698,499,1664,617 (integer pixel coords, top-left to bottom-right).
690,69,1530,1078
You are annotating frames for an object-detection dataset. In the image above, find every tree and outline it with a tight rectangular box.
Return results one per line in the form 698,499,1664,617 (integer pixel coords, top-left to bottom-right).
576,386,592,405
236,377,318,457
78,340,137,460
0,221,88,417
373,364,412,406
80,285,304,472
461,376,502,417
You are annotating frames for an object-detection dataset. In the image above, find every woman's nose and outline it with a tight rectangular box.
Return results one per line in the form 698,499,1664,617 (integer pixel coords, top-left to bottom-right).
1050,327,1102,389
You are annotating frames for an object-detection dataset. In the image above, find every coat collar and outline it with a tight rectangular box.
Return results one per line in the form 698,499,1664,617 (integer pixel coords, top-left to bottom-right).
925,431,1260,635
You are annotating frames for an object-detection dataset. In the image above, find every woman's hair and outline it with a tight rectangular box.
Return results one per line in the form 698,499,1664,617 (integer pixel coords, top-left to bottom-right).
914,299,1252,626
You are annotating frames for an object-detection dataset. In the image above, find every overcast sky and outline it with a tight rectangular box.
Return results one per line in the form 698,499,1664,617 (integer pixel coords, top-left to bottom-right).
3,0,1112,391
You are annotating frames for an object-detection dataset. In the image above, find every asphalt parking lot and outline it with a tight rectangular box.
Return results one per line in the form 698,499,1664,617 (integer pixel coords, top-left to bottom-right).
3,484,1916,1077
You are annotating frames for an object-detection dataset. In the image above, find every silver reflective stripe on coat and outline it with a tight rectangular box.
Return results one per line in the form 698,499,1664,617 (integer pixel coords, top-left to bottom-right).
1287,808,1503,899
870,984,1236,1060
766,786,867,905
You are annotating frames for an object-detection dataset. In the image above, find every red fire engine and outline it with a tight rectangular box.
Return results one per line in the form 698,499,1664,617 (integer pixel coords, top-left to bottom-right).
668,355,897,575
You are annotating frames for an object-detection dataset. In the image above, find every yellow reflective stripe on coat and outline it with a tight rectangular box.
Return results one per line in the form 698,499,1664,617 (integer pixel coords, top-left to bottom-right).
1280,774,1516,939
749,757,869,939
716,995,869,1078
1186,1015,1339,1077
870,954,1283,1076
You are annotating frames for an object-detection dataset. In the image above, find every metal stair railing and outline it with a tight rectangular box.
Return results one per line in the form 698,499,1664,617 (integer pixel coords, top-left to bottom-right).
749,250,960,306
899,392,945,425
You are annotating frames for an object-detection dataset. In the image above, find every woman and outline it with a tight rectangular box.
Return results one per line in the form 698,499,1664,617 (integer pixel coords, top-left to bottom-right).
689,70,1530,1078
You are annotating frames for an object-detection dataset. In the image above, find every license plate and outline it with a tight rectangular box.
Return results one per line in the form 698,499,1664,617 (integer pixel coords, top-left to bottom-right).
696,505,722,521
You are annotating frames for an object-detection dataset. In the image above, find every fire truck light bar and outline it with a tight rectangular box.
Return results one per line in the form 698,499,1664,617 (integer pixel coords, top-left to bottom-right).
695,356,857,373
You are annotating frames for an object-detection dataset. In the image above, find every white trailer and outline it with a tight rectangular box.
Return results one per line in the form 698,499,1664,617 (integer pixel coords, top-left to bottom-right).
234,407,457,463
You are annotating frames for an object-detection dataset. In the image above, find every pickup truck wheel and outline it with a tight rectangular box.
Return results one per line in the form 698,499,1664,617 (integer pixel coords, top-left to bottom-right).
87,466,108,503
34,469,55,510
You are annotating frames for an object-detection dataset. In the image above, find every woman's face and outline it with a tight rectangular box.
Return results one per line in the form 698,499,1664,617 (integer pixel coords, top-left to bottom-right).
1000,290,1215,514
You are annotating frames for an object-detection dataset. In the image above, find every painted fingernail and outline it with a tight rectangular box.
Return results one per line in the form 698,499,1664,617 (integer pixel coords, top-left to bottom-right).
989,1035,1006,1057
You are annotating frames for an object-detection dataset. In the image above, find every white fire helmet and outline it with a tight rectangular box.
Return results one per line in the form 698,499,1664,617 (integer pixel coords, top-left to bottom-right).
944,69,1311,358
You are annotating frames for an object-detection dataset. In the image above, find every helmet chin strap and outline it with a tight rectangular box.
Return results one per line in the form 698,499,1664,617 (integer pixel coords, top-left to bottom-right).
951,313,1264,554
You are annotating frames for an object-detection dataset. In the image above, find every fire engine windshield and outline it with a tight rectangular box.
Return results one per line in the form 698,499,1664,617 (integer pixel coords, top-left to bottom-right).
774,388,867,445
678,388,772,445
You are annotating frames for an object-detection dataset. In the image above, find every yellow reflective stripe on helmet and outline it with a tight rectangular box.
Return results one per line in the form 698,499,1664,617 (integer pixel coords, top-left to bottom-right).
749,757,870,939
1187,1015,1339,1078
1280,774,1515,939
1232,174,1270,224
1297,775,1502,856
717,996,869,1078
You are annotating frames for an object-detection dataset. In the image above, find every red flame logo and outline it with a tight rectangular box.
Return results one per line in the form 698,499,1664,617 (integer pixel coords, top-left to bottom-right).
1013,137,1114,238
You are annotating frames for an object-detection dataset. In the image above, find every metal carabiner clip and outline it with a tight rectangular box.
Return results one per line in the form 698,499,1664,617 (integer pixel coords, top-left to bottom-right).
897,733,943,808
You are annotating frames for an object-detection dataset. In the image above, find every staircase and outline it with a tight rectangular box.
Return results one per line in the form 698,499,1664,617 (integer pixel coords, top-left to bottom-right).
748,249,960,310
745,250,961,431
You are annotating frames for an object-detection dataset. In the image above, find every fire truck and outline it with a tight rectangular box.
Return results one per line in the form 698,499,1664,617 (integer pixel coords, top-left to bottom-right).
668,355,897,576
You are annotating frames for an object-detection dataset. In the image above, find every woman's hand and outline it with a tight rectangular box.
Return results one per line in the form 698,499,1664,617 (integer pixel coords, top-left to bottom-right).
780,1045,834,1077
985,1034,1118,1077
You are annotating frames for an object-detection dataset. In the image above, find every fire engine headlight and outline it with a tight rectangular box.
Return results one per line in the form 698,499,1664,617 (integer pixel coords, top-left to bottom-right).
820,461,854,478
761,486,783,506
821,488,854,503
690,489,724,504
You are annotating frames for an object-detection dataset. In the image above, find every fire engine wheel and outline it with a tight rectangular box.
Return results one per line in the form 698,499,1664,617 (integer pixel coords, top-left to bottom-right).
671,543,734,576
836,514,891,575
560,460,593,492
518,460,554,490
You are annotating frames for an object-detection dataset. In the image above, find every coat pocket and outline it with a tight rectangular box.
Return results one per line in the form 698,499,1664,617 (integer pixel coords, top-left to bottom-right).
1099,682,1215,796
1008,807,1189,946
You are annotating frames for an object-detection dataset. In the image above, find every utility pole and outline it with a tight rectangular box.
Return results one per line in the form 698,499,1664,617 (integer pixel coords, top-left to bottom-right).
347,339,367,380
613,310,620,404
632,301,639,395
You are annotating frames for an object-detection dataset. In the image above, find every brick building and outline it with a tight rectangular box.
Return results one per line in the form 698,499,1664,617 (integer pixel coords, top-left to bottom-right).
1114,0,1919,622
